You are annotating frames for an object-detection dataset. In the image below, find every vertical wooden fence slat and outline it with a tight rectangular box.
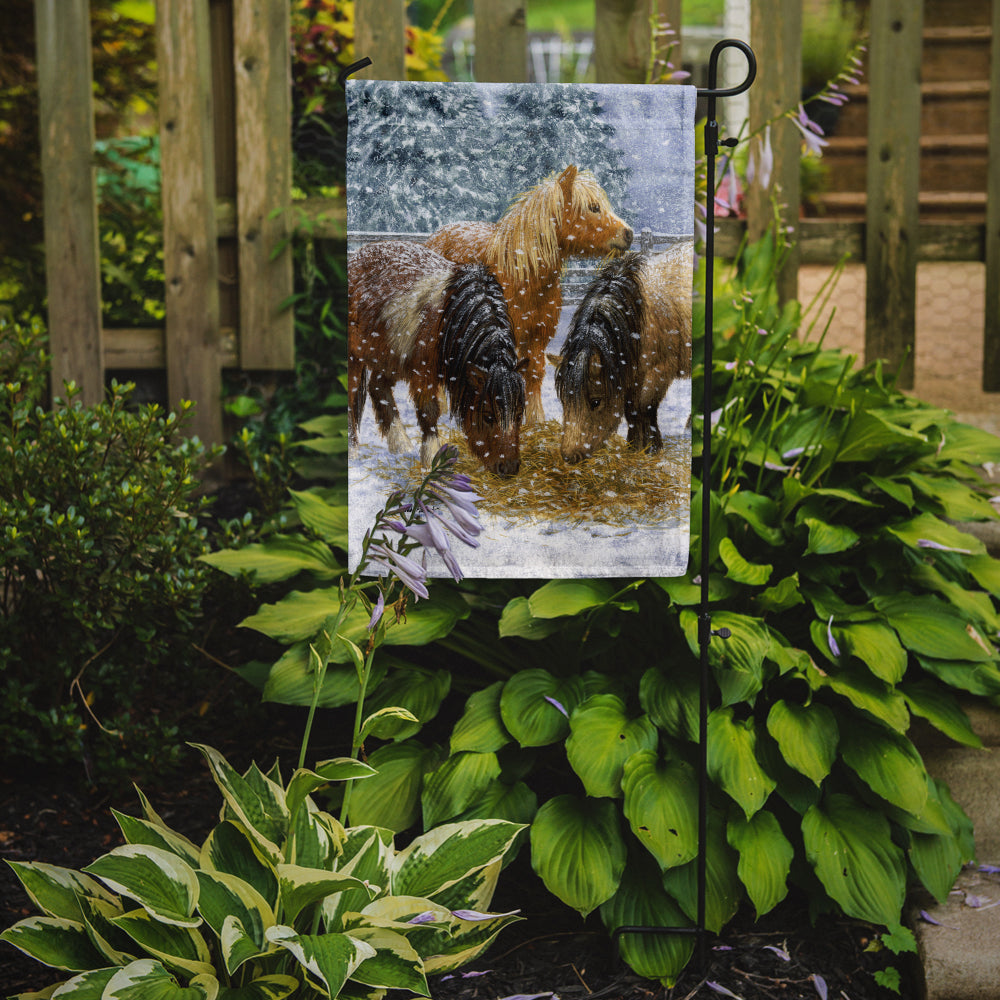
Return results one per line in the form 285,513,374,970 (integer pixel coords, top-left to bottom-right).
746,0,801,305
658,0,683,74
233,0,294,369
983,0,1000,390
157,0,223,445
34,0,103,405
355,0,406,80
474,0,526,82
864,0,923,390
594,0,653,84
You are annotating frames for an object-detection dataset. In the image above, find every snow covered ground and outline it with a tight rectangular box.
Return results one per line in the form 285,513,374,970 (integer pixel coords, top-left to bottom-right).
348,308,692,579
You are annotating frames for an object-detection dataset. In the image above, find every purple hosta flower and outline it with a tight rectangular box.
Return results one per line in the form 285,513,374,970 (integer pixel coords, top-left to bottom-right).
426,480,482,543
791,104,829,156
812,974,828,1000
715,156,742,216
707,982,742,999
917,538,973,555
747,124,774,190
388,502,465,583
827,615,841,657
544,695,569,718
407,911,438,925
441,970,493,982
763,944,791,962
451,908,521,921
919,909,958,929
367,590,385,631
979,864,1000,874
367,542,429,600
782,446,806,461
497,994,556,1000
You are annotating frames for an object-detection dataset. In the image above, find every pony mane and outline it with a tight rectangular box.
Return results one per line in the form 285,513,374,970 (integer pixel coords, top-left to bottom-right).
485,168,613,286
556,252,646,411
440,264,524,431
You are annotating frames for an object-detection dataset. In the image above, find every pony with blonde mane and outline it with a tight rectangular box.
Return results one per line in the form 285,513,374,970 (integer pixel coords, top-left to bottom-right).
426,165,632,424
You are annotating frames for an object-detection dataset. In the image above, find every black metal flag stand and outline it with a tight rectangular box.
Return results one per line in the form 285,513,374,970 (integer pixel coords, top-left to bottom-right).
340,39,758,975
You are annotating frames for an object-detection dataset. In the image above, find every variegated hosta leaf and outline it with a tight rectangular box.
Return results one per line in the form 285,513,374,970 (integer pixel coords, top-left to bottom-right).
0,916,107,972
102,959,218,999
726,810,793,918
421,751,502,829
4,861,118,922
344,926,429,995
421,907,522,975
276,865,375,925
565,695,658,799
83,846,200,928
214,974,299,1000
110,908,214,979
285,760,375,824
802,793,906,926
77,894,136,966
765,700,838,786
323,829,393,931
195,871,274,973
47,966,118,997
499,670,585,747
450,681,511,754
200,822,278,910
265,926,376,998
621,751,699,871
288,802,344,870
424,859,501,915
111,810,201,868
599,853,694,987
707,707,776,819
391,820,524,901
190,745,287,863
529,795,626,917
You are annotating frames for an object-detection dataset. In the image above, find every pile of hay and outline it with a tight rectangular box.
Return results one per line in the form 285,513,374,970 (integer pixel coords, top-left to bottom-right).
371,421,689,528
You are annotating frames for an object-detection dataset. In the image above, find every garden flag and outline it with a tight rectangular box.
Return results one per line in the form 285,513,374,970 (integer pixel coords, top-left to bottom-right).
346,80,696,578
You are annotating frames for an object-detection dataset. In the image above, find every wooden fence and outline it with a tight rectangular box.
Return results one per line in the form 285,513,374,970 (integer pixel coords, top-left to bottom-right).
33,0,1000,445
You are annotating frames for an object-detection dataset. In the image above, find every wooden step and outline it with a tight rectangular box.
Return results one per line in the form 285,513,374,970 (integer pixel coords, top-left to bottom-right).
813,190,987,222
922,25,993,83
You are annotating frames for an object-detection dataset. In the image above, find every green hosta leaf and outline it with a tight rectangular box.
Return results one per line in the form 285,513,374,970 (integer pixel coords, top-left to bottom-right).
901,680,982,748
910,562,1000,633
906,472,998,522
599,853,694,987
0,916,107,971
102,959,218,999
347,740,442,832
565,695,658,798
345,926,428,994
935,421,1000,465
802,793,906,926
680,610,770,706
835,409,927,463
195,871,273,974
916,655,1000,697
802,517,859,556
530,795,626,917
755,573,805,614
200,822,278,910
909,827,966,905
216,975,299,1000
639,664,699,742
4,862,118,923
707,708,776,818
359,707,421,743
866,474,914,509
718,537,772,586
661,811,741,933
288,488,348,547
261,643,387,709
452,779,538,827
874,594,995,662
421,751,502,829
265,926,375,997
835,621,907,684
808,661,910,732
724,490,784,545
277,865,374,925
111,908,214,978
499,670,584,747
112,812,201,868
450,682,511,754
526,579,617,618
190,746,287,863
885,512,985,557
839,718,929,817
765,700,838,786
621,751,698,871
966,553,1000,597
200,536,341,584
497,597,564,639
393,820,524,901
727,811,793,918
362,667,451,740
83,846,200,928
654,573,737,605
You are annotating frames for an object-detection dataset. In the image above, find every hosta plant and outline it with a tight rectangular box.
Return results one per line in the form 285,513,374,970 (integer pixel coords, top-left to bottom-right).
1,743,523,999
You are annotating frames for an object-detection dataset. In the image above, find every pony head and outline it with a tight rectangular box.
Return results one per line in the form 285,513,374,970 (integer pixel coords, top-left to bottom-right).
441,264,527,476
487,166,632,284
555,253,645,464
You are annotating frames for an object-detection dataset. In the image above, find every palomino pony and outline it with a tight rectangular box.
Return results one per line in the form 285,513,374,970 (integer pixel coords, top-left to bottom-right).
555,245,692,463
348,241,527,476
426,165,633,425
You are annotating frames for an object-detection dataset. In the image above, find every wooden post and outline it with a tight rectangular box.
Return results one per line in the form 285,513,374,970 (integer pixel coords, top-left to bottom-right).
157,0,223,445
34,0,104,405
474,0,526,82
354,0,406,80
594,0,652,84
233,0,294,369
746,0,801,305
865,0,923,390
983,0,1000,390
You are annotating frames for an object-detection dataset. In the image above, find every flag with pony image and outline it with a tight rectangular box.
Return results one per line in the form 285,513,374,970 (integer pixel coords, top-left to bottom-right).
346,80,696,578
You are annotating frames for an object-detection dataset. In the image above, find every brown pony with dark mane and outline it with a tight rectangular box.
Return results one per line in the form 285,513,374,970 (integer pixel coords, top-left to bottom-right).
426,165,632,425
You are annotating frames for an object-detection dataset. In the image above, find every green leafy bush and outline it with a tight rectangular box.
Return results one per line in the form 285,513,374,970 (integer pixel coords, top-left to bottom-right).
0,318,219,782
1,743,523,998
